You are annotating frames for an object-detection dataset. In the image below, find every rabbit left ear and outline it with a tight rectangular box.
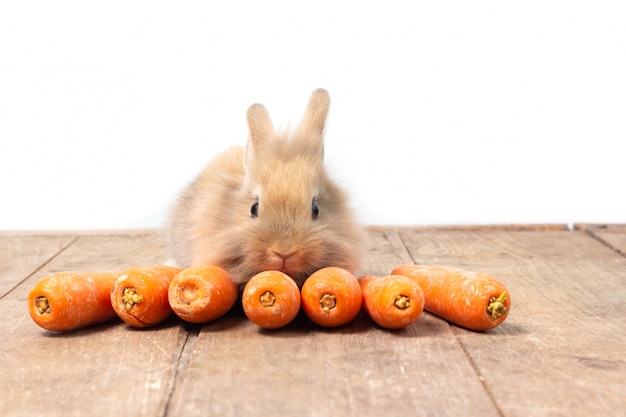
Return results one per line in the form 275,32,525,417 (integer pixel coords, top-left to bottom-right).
245,103,273,169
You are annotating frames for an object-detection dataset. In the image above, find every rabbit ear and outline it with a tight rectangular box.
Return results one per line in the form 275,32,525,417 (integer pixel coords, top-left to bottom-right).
245,103,273,168
299,88,330,138
296,88,330,160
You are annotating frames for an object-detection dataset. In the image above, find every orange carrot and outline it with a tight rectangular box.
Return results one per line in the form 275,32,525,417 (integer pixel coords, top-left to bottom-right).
392,264,511,331
242,270,301,329
358,274,425,329
300,266,362,327
110,265,182,328
168,265,238,323
27,271,119,332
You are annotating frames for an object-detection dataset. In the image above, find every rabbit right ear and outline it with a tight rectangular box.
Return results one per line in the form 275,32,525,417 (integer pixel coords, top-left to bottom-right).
245,103,273,168
298,88,330,139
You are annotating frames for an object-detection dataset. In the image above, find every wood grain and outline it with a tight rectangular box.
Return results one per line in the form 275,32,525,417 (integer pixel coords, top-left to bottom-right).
0,234,184,417
0,235,76,298
398,228,626,417
1,226,625,417
576,224,626,256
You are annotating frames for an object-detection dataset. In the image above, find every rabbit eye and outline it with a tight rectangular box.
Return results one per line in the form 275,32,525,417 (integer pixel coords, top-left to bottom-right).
311,200,319,220
250,201,259,218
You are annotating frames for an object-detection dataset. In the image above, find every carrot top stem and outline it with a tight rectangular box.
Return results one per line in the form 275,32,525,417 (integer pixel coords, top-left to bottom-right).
122,288,144,311
320,293,337,311
487,291,508,319
394,295,410,310
35,296,51,315
260,291,276,308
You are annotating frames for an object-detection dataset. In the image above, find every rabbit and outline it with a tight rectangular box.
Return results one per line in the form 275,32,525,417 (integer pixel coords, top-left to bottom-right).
164,88,365,287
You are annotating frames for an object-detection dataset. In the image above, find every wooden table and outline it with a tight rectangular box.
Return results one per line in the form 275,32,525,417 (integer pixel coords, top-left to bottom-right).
1,225,625,417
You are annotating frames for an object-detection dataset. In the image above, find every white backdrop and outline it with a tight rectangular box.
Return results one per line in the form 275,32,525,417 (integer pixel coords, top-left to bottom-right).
1,1,625,230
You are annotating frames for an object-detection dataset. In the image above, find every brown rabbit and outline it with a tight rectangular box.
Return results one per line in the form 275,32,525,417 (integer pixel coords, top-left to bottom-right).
165,89,365,286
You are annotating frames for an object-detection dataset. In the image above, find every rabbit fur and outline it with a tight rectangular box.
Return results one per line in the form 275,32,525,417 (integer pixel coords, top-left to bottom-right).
165,89,365,287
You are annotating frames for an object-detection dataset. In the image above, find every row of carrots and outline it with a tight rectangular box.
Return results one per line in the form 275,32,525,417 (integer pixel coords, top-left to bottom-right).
27,264,511,333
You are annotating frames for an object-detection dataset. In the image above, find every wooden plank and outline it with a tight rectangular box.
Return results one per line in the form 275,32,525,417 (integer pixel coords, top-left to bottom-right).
0,233,186,417
576,224,626,256
0,235,77,298
398,228,626,417
4,226,623,417
165,228,502,417
368,224,570,232
0,229,160,237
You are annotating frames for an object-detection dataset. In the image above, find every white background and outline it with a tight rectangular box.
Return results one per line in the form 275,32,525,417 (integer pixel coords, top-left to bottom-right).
1,1,625,230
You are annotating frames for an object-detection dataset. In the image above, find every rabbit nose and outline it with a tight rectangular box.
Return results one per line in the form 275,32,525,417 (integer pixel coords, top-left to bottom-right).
267,247,302,271
272,248,296,262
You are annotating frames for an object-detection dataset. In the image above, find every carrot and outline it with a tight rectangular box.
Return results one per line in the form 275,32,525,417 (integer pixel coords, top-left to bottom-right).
27,271,119,332
358,274,425,329
392,264,511,331
168,265,238,323
110,265,182,328
242,270,301,329
300,266,362,327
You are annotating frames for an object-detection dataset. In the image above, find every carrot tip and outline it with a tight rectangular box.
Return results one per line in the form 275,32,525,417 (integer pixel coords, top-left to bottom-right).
319,293,337,311
35,296,51,315
487,291,508,319
259,291,276,308
394,295,411,310
122,288,144,312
